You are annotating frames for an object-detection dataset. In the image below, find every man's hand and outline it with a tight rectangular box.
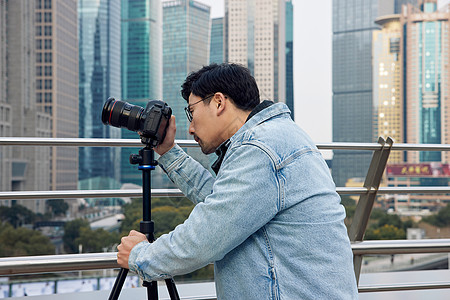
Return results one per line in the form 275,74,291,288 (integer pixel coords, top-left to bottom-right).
117,230,148,269
155,115,176,156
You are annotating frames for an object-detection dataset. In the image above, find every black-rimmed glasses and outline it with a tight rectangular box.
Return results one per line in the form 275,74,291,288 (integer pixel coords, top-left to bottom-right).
184,94,214,122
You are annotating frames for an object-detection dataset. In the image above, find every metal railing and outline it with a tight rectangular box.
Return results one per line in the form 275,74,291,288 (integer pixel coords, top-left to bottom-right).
1,137,450,294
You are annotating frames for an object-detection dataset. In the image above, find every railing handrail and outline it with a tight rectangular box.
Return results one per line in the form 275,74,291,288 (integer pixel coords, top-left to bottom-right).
2,137,450,151
0,239,449,276
2,137,450,295
1,186,450,201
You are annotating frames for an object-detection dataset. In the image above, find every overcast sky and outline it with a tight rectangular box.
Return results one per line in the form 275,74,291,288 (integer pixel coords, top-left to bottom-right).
197,0,332,145
195,0,450,146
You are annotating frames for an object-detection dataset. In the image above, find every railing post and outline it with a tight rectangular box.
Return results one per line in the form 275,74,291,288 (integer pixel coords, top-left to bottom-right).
349,136,393,283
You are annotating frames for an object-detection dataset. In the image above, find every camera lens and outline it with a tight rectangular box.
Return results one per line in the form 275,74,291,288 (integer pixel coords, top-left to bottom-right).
101,97,144,132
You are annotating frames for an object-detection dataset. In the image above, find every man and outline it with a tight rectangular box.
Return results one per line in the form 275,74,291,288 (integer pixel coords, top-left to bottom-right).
117,63,358,299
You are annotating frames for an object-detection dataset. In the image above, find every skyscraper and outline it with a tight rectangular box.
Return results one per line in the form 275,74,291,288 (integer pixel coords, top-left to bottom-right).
121,0,162,185
78,0,121,186
332,0,395,186
285,0,294,119
35,0,79,190
163,0,211,140
402,0,450,163
373,15,403,163
0,0,51,213
224,0,286,103
210,17,224,64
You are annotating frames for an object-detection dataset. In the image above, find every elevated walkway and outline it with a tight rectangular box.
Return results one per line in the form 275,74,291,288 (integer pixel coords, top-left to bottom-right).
1,137,450,298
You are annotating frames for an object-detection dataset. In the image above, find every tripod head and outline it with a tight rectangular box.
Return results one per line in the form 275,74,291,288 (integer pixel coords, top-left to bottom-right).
129,145,158,169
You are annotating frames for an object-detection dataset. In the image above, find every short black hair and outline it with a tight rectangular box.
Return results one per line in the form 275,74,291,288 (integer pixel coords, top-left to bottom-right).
181,63,260,111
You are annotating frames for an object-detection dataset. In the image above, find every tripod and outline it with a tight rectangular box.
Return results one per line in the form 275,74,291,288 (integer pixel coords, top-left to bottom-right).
109,146,180,300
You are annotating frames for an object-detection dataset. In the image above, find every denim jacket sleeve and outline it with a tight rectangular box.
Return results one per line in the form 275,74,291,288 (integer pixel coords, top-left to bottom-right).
157,144,215,204
128,142,280,281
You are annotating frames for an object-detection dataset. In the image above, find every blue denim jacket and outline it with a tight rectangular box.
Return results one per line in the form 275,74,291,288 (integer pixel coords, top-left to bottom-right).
129,103,359,299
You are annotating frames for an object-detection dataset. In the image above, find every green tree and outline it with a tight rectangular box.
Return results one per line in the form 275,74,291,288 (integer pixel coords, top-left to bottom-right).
423,203,450,227
0,204,36,228
377,213,403,229
120,197,194,237
63,219,90,253
365,224,405,240
47,199,69,217
0,222,54,257
75,227,119,253
153,206,193,237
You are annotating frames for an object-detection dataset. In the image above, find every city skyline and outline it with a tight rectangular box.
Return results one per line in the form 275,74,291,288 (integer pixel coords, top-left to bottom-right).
199,0,450,147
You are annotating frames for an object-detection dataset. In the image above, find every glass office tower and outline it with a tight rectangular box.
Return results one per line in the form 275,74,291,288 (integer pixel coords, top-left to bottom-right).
373,15,403,163
332,0,395,186
121,0,163,185
210,17,224,64
78,0,121,186
163,0,211,140
403,1,450,163
285,0,294,119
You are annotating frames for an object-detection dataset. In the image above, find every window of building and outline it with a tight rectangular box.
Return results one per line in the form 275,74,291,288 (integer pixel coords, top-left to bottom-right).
44,53,52,63
44,12,52,23
36,66,42,76
44,66,52,76
45,93,52,103
44,39,52,49
44,79,52,89
36,26,42,36
36,53,42,63
36,13,42,23
44,0,51,9
44,26,52,36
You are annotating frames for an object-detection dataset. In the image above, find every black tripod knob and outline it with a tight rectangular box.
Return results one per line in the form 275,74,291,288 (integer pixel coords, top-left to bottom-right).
130,154,142,165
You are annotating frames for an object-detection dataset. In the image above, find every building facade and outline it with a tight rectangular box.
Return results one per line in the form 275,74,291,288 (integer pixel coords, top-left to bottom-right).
163,0,211,140
285,0,294,119
78,0,121,186
402,1,450,163
210,17,224,64
0,0,51,213
121,0,163,185
224,0,286,103
373,15,404,163
35,0,79,190
332,0,396,186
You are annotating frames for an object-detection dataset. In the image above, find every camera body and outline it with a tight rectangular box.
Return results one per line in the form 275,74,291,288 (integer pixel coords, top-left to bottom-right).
102,97,172,147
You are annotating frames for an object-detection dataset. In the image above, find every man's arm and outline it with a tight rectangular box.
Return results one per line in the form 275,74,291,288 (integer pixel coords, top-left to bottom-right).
125,144,280,281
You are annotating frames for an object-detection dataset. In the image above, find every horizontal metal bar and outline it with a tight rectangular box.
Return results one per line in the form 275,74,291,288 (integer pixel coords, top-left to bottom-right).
3,187,450,200
0,189,185,200
352,239,450,255
358,281,450,293
337,187,450,195
0,239,448,276
0,253,117,276
0,137,198,148
2,137,450,151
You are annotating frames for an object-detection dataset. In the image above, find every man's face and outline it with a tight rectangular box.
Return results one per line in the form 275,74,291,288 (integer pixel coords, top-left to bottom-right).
187,93,223,154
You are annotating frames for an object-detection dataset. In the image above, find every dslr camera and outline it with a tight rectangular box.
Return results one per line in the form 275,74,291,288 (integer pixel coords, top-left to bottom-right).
102,97,172,147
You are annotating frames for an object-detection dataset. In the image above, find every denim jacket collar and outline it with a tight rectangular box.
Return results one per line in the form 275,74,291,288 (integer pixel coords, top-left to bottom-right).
211,101,289,174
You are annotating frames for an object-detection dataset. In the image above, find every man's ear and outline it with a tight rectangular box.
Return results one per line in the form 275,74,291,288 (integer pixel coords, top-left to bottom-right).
213,92,227,116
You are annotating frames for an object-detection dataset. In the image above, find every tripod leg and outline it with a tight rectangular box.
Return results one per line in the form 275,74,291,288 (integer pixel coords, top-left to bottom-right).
108,268,128,300
143,280,158,299
165,278,180,300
